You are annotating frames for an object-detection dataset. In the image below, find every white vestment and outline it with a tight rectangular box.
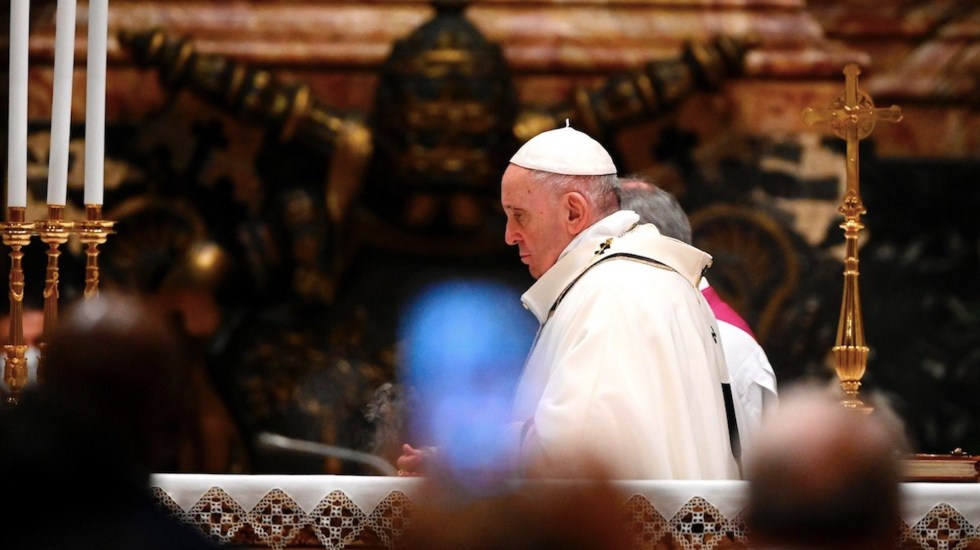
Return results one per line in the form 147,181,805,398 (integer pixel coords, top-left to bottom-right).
699,278,779,458
509,211,740,479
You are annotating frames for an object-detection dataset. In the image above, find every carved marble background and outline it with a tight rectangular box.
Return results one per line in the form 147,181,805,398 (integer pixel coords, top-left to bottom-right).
1,0,978,471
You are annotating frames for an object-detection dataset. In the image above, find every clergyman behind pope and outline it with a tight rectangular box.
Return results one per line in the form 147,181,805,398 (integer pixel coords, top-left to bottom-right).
400,123,739,480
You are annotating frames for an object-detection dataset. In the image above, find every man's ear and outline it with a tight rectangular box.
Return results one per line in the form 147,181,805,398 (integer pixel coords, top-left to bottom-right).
563,192,590,234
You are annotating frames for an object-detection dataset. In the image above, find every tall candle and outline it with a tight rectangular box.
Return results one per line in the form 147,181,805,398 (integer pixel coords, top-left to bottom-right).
7,0,30,209
83,0,108,206
47,0,77,207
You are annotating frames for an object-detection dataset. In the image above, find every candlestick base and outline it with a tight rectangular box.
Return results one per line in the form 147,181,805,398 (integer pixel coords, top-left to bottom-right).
2,344,28,406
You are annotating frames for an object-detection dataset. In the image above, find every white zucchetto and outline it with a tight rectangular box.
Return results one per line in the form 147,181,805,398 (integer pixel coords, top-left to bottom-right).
509,123,617,176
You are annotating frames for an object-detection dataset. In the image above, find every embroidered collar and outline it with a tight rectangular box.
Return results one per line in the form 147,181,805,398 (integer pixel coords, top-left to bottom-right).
521,212,713,324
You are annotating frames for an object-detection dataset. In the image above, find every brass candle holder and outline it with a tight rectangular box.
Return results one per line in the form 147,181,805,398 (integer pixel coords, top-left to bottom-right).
75,205,114,299
1,204,114,406
35,205,75,371
2,207,38,406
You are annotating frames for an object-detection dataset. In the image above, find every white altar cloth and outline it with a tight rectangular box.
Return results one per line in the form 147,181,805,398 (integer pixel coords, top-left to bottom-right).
902,481,980,526
150,474,980,549
153,474,428,516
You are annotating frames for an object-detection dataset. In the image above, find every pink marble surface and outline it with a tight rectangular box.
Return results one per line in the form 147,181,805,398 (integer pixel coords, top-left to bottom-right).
18,0,978,155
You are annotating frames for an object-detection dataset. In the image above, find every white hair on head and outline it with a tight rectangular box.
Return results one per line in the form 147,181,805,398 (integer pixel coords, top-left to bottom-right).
526,169,620,217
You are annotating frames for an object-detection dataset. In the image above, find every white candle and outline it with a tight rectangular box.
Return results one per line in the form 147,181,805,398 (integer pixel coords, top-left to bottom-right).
83,0,108,206
7,0,30,209
47,0,77,207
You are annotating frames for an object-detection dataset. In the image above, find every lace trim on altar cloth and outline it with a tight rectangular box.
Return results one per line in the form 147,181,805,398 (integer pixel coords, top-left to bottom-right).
152,487,980,549
153,486,412,549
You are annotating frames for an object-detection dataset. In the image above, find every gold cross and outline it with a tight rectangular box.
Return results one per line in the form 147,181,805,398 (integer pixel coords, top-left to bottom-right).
594,238,613,256
801,63,902,411
803,64,903,205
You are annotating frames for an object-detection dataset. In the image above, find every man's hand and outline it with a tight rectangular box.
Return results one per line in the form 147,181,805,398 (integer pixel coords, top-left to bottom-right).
396,443,434,476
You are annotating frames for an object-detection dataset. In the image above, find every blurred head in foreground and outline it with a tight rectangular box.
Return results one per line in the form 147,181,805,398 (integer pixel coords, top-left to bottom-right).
744,386,906,550
41,292,192,473
0,293,215,550
397,477,630,550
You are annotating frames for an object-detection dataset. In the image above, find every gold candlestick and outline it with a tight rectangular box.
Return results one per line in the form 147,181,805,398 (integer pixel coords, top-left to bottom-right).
2,207,36,406
802,64,902,410
75,205,114,299
35,205,74,372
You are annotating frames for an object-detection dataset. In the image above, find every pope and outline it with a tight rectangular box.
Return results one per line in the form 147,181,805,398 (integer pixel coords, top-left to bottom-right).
401,124,739,479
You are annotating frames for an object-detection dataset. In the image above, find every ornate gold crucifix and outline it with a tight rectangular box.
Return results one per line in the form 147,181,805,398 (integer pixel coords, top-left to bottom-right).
802,63,902,410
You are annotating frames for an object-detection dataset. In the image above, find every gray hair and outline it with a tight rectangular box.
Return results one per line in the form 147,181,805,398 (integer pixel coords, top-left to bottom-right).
527,169,620,218
618,178,692,244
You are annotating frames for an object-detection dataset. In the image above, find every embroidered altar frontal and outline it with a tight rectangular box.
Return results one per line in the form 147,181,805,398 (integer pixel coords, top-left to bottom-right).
152,475,980,549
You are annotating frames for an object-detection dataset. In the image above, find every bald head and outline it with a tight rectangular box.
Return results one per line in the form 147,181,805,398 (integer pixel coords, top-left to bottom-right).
745,388,905,549
42,293,192,471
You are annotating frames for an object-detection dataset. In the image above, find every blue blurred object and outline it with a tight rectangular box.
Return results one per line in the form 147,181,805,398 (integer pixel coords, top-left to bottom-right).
400,278,536,485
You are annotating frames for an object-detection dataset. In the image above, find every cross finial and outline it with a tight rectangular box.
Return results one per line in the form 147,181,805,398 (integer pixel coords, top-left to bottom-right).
801,63,902,411
802,64,903,199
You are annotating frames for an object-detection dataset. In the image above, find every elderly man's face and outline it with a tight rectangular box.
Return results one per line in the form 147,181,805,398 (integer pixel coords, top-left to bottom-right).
501,165,573,279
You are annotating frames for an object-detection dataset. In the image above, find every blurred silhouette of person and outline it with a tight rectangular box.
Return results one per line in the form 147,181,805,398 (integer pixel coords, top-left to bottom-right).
0,292,219,549
743,385,906,550
619,176,778,460
397,474,631,550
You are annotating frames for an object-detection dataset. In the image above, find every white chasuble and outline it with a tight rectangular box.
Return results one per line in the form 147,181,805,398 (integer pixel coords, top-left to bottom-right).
510,211,739,480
